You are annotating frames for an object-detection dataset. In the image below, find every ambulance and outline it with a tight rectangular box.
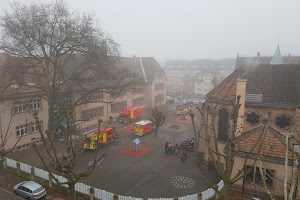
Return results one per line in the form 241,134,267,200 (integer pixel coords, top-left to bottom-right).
134,120,154,136
82,127,116,150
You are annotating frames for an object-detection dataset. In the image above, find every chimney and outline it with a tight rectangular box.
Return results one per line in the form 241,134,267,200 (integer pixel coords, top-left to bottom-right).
256,52,260,65
236,79,247,136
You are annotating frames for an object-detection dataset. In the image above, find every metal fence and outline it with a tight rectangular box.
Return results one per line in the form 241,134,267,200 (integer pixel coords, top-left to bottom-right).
5,157,224,200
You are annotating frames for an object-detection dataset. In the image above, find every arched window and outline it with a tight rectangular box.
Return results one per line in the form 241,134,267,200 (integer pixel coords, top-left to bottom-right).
218,108,229,141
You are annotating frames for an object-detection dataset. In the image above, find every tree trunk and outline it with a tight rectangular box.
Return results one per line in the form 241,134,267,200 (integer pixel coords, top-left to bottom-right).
68,183,77,200
219,183,231,200
154,125,159,137
0,160,12,188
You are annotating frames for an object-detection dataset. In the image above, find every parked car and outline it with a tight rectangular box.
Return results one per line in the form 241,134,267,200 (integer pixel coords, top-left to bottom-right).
14,181,46,199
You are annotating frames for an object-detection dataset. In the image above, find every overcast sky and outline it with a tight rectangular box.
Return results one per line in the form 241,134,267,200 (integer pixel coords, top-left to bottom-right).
1,0,300,63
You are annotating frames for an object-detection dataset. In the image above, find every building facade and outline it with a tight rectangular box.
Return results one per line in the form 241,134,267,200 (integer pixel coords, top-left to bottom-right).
199,47,300,198
164,59,235,97
0,55,166,151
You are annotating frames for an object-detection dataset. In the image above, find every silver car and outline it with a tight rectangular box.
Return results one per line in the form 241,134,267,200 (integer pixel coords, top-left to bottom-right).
13,181,46,199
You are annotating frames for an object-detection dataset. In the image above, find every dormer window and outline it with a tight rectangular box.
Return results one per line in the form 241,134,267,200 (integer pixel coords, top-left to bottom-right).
27,83,35,87
10,84,19,89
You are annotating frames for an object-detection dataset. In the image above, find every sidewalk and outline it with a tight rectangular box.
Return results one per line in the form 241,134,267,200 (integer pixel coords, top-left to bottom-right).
0,173,68,200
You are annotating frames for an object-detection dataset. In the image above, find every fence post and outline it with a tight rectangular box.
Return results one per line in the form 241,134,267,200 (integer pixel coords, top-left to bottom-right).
48,174,53,188
3,158,7,169
113,194,118,200
16,162,20,175
90,187,95,200
31,166,35,180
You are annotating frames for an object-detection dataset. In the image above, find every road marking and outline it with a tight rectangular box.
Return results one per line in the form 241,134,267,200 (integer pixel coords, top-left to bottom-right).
89,157,105,166
124,156,172,196
171,176,194,189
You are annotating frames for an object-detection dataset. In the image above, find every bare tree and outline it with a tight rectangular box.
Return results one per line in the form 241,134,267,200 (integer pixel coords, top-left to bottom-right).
257,130,300,200
0,1,142,199
149,105,166,137
0,0,143,136
0,110,24,188
33,108,111,200
190,96,266,199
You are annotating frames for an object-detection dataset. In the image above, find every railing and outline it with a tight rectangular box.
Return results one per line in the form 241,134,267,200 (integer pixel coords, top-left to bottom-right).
5,157,224,200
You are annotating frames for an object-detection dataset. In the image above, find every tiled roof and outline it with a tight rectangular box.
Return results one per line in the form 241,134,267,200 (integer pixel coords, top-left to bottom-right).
240,64,300,105
206,64,300,105
235,56,300,69
206,67,244,101
119,57,165,83
235,126,293,160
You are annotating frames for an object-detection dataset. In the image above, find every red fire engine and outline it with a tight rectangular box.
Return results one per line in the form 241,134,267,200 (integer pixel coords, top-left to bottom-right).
119,106,143,123
82,127,116,150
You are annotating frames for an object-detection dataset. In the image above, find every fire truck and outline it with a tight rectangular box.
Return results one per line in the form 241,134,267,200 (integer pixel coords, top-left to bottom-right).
134,120,154,136
119,106,143,123
176,101,193,114
82,127,116,150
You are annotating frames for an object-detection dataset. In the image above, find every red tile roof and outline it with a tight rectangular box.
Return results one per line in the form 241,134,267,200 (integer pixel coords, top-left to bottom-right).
206,67,244,101
235,126,293,160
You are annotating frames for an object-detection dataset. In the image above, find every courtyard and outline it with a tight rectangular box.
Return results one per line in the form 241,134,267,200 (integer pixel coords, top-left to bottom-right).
8,109,221,198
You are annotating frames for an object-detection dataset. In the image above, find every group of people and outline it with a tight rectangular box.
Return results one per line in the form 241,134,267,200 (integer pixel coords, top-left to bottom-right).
164,138,195,158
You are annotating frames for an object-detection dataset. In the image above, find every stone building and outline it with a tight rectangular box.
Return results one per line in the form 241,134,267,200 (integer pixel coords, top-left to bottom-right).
199,46,300,198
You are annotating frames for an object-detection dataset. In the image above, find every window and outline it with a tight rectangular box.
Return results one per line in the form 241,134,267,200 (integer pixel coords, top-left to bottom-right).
27,83,35,87
154,94,164,104
132,97,145,107
111,101,127,114
82,92,104,103
36,140,43,145
155,83,164,91
10,84,19,89
218,108,229,141
246,112,260,125
30,99,41,110
97,107,104,117
16,125,28,136
14,102,26,113
81,106,104,121
245,165,274,186
18,144,30,151
276,115,291,129
32,122,40,132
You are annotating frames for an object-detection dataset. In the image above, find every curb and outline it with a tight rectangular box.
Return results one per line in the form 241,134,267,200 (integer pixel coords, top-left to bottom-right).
0,186,23,200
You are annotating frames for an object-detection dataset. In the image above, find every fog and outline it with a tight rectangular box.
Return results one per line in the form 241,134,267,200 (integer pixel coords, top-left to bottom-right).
1,0,300,61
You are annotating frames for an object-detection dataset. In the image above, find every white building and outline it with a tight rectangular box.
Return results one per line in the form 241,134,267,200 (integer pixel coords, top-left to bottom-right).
194,74,215,97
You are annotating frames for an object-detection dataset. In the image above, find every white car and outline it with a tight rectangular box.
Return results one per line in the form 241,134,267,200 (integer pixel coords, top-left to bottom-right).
14,181,46,199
